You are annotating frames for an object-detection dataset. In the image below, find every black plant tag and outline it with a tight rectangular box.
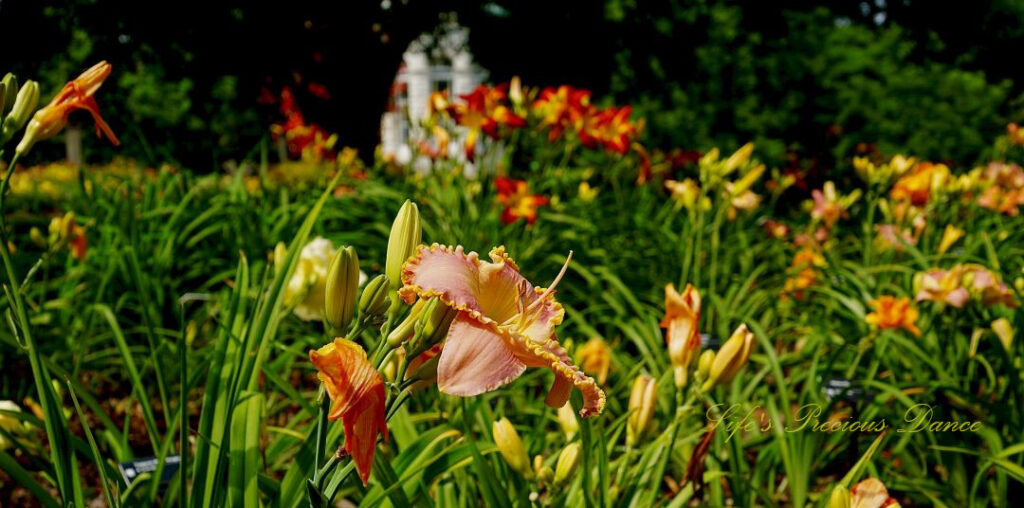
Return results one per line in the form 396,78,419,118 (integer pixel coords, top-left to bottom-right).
699,333,720,349
118,455,180,486
823,378,871,403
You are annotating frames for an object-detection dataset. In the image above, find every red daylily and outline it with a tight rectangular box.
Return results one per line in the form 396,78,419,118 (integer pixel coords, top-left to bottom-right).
448,85,526,161
495,177,549,225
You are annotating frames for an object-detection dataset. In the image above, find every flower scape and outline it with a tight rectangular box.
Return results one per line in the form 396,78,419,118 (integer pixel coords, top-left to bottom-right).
0,48,1022,508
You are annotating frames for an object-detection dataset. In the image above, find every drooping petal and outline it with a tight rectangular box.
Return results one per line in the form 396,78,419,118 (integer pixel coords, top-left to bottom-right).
437,314,526,396
504,328,606,417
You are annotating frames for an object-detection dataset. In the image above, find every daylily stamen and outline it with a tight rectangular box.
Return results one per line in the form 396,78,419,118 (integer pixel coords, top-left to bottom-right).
525,251,573,314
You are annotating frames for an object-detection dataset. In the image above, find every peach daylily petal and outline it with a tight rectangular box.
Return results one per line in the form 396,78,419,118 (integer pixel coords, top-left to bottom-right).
400,244,606,417
437,314,527,396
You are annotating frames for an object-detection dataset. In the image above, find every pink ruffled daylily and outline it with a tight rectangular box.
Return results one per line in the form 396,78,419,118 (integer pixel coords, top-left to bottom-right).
399,244,606,417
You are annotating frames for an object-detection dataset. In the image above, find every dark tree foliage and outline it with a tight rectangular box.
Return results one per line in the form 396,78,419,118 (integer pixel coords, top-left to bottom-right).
1,0,1022,169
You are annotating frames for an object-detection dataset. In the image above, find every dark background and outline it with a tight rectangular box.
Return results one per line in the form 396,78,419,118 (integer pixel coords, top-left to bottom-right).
2,0,1023,169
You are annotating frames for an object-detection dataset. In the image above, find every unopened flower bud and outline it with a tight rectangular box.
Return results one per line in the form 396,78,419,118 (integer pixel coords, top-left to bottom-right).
493,418,532,478
703,324,754,391
532,455,552,483
29,227,46,248
626,374,657,446
386,299,426,347
0,82,5,118
409,297,457,356
322,248,357,330
2,80,39,144
827,484,851,508
992,318,1013,352
358,274,391,323
1,74,16,116
381,351,400,382
385,199,421,290
697,349,715,381
273,242,287,275
556,403,578,439
553,442,582,486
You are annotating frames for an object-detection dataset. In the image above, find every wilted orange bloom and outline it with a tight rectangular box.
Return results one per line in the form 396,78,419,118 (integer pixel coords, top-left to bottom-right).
17,61,120,155
866,296,921,336
309,339,388,485
889,162,949,206
449,84,526,161
399,245,605,417
495,177,548,225
576,338,612,385
661,284,701,387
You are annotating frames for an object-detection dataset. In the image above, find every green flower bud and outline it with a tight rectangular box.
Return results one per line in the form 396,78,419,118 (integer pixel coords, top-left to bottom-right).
827,484,851,508
358,274,391,322
532,455,552,483
324,246,360,332
1,73,16,117
697,349,715,381
493,418,532,479
0,82,6,119
626,374,657,447
409,297,457,356
386,299,426,348
272,242,287,275
553,442,582,486
2,80,39,144
385,199,421,290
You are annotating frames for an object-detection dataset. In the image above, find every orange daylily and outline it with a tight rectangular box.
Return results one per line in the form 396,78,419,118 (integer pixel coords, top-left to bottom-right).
495,177,548,225
783,248,826,301
661,283,701,387
17,61,120,155
889,162,948,206
399,245,605,417
865,296,921,336
309,339,388,485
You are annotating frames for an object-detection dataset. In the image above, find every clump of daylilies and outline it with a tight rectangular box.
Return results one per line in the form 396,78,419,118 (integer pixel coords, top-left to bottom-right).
420,81,643,164
664,143,766,219
298,199,605,487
